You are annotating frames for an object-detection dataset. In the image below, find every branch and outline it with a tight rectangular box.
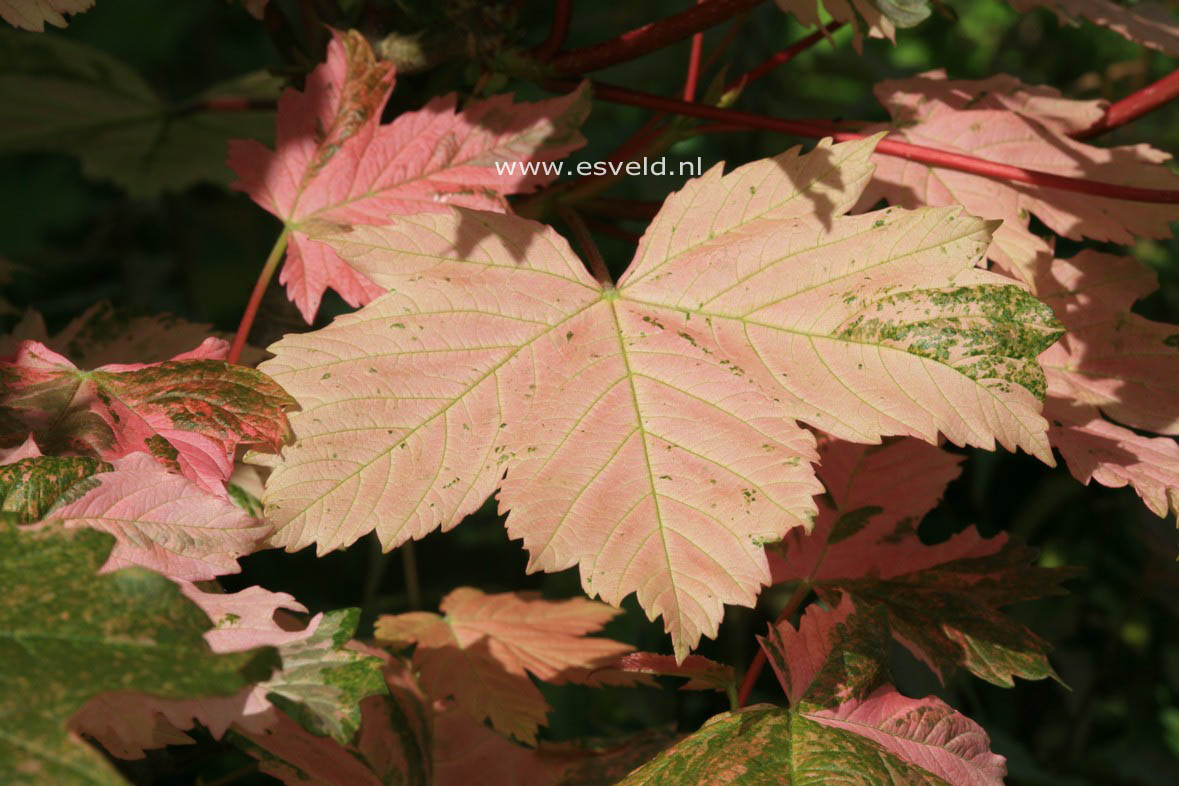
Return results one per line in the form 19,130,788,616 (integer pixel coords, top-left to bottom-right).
1073,67,1179,140
559,79,1179,204
533,0,572,62
550,0,766,74
683,1,705,101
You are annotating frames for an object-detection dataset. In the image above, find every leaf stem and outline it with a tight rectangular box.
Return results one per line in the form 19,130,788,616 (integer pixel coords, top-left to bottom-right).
533,0,572,62
737,582,809,707
554,79,1179,204
557,204,613,286
550,0,766,74
229,227,290,365
1073,67,1179,140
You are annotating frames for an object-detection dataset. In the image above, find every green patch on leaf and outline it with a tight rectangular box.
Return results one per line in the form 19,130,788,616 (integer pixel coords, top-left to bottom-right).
263,608,388,743
0,455,110,524
838,284,1063,399
0,522,277,785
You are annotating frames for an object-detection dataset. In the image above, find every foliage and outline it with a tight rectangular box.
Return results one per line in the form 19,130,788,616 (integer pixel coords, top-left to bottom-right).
1,0,1179,784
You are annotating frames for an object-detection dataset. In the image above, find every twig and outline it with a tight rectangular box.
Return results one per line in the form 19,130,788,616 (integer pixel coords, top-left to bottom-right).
696,8,751,78
551,0,766,74
556,79,1179,204
229,228,289,365
533,0,572,62
683,1,706,101
1073,67,1179,140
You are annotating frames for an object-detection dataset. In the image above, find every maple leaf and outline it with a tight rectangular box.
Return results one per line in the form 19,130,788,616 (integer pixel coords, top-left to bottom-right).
0,339,294,494
228,28,590,323
42,453,268,580
0,302,265,368
0,522,275,786
774,0,914,49
1034,251,1179,436
0,0,91,30
0,30,279,195
1019,250,1179,516
235,650,671,786
856,71,1179,283
1009,0,1179,57
611,652,736,694
1,439,268,573
620,597,1005,785
374,587,637,743
769,437,1071,686
232,650,432,786
1047,401,1179,518
257,135,1062,660
72,586,386,760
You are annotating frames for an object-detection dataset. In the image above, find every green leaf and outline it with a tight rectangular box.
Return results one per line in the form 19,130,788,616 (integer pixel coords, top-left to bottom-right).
0,29,279,197
0,455,110,524
0,522,277,785
263,608,388,744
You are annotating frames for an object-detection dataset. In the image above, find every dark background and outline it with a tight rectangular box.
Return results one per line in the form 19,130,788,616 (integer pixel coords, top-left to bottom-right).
3,1,1179,783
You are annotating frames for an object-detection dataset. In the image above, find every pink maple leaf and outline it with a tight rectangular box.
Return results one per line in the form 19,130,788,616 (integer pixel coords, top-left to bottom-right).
228,29,590,322
759,596,1007,786
857,71,1179,283
1023,251,1179,517
52,453,270,580
768,437,1069,686
374,587,639,744
0,338,293,494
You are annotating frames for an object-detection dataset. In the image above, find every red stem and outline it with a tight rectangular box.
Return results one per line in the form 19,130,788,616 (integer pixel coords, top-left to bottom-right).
229,229,289,365
550,0,766,74
683,1,705,101
724,21,844,95
1073,67,1179,140
533,0,572,62
737,582,810,706
737,649,768,707
563,79,1179,203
